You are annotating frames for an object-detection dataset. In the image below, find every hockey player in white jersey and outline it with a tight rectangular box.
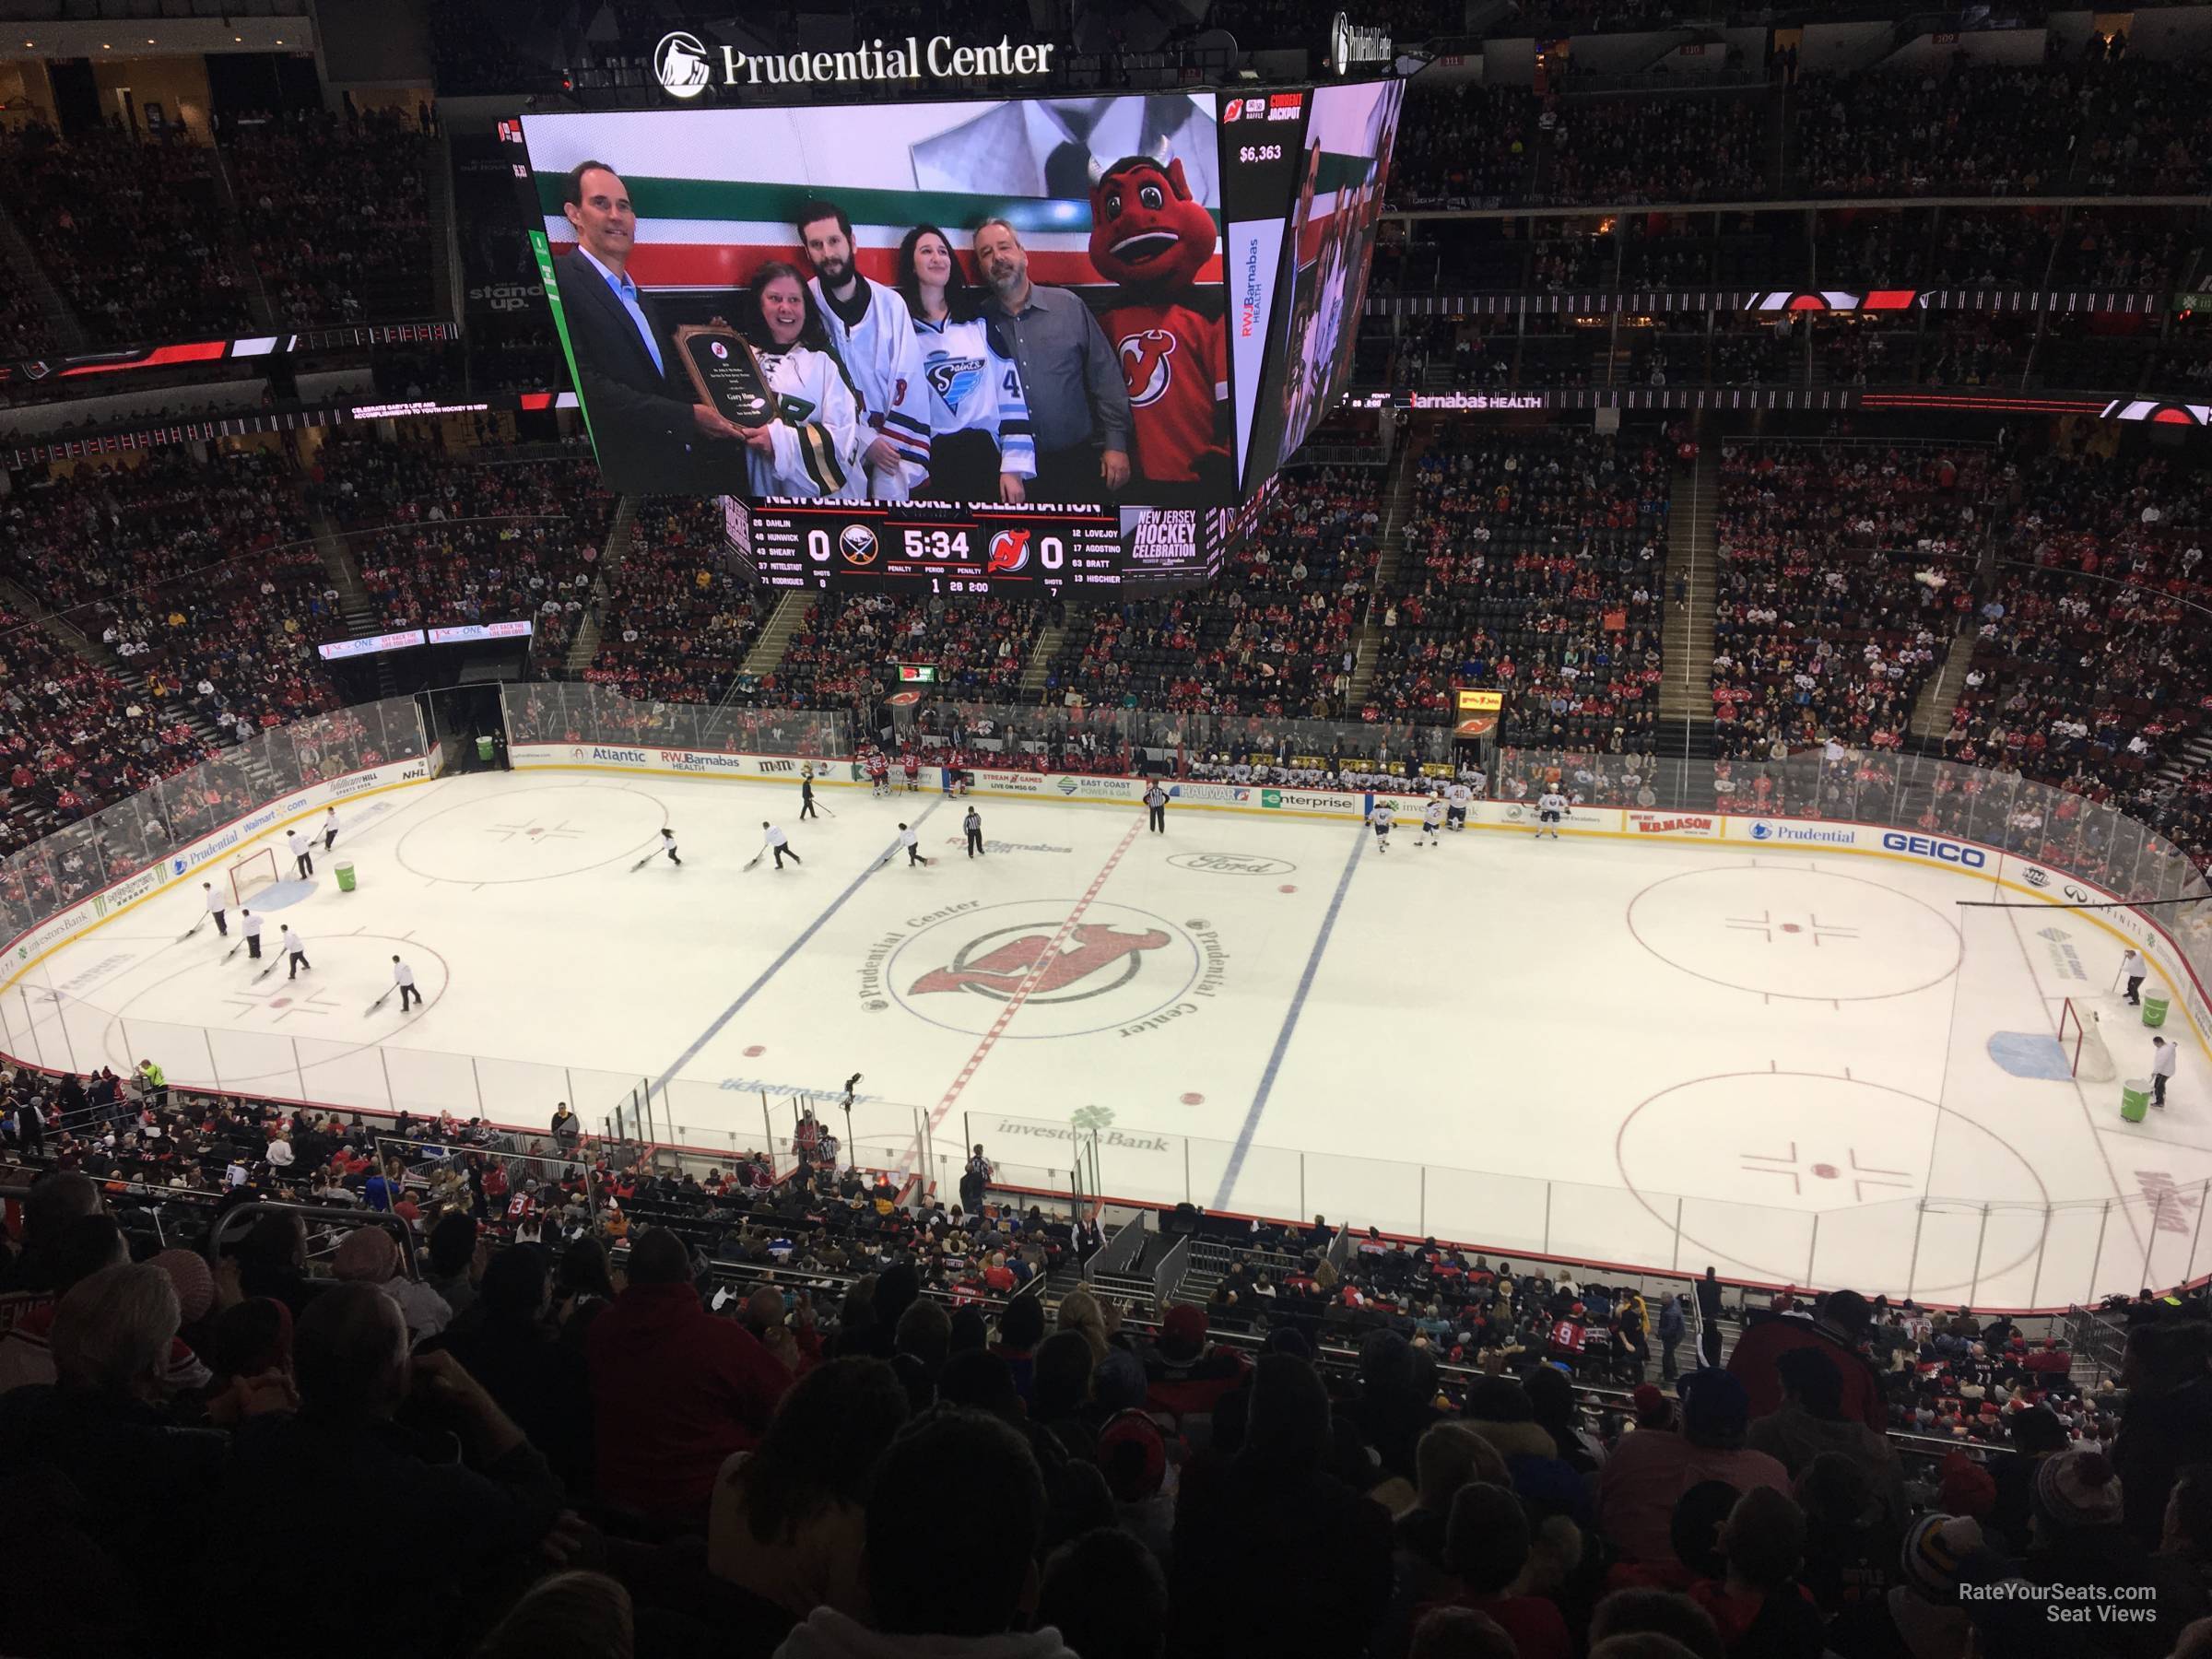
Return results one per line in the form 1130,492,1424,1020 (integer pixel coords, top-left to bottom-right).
1445,780,1473,832
1421,797,1445,847
1368,799,1394,852
738,264,866,500
799,203,931,498
1535,790,1567,839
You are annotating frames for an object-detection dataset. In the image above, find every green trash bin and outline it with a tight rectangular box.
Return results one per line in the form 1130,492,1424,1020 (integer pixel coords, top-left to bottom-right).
2143,987,2171,1029
335,861,357,893
2122,1078,2151,1123
477,735,495,764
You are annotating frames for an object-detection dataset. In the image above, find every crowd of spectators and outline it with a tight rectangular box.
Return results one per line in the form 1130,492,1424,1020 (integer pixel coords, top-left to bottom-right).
7,1062,2212,1659
0,123,254,348
1939,433,2212,872
1044,465,1382,719
312,430,613,675
1366,429,1670,753
770,590,1044,718
229,106,436,326
1541,96,1771,208
582,497,767,704
1710,441,1990,759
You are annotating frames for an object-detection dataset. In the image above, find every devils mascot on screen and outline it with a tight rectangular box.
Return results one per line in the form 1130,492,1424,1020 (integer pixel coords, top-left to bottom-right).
1088,154,1230,493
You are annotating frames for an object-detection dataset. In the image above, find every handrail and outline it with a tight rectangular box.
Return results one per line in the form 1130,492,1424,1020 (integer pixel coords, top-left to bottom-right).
206,1199,424,1280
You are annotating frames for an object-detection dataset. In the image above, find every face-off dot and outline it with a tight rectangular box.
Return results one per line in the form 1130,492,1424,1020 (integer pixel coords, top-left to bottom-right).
743,1044,765,1057
1181,1091,1205,1105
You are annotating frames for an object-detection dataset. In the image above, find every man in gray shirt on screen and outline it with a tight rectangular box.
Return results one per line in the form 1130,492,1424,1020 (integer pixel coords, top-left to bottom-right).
974,218,1132,505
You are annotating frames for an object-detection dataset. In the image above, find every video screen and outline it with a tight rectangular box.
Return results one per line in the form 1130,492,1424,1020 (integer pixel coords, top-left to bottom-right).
1262,80,1402,471
517,95,1230,509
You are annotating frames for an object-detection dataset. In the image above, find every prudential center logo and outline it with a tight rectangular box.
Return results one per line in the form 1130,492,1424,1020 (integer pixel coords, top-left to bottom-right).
655,32,713,98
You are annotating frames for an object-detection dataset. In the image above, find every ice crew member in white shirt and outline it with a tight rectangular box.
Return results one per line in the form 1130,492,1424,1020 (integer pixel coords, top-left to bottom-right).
1145,782,1169,833
659,827,681,867
323,806,341,852
202,880,229,936
241,908,265,960
1368,800,1394,852
964,806,985,858
1446,780,1473,832
2120,948,2146,1006
1536,791,1567,839
287,827,313,879
2152,1035,2178,1109
1421,797,1446,848
392,954,421,1013
281,925,311,980
898,823,925,867
762,821,801,870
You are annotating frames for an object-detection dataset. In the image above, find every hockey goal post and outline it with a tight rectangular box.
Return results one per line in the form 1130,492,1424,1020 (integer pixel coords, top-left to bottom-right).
227,847,280,910
2058,996,2118,1081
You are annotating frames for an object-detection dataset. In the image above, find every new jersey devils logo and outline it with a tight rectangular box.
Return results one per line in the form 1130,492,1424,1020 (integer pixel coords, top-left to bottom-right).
986,529,1030,575
911,923,1172,1002
1118,328,1178,409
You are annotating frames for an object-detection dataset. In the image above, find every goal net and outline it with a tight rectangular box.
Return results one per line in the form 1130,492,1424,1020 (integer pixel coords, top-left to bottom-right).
2058,996,2118,1081
229,846,280,909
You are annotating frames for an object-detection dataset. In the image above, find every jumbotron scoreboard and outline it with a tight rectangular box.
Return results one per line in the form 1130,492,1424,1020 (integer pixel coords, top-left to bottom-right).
510,68,1400,597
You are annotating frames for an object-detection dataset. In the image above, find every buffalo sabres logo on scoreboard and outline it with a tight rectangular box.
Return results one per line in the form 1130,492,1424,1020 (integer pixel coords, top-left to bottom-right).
837,524,878,565
1117,329,1179,410
986,530,1031,575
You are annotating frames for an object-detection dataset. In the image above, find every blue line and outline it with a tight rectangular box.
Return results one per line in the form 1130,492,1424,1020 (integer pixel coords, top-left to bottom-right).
653,798,945,1095
1210,827,1366,1209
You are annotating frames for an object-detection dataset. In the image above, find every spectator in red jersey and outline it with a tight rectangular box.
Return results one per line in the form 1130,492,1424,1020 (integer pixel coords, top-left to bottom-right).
1141,1301,1248,1424
1599,1371,1792,1567
585,1225,791,1525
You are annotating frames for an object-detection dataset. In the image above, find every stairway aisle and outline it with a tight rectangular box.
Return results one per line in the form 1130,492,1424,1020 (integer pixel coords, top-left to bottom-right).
741,591,818,678
1656,449,1718,761
1347,436,1422,711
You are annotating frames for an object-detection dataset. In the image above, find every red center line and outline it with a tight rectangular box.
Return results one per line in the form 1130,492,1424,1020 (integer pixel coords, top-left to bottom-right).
901,818,1146,1184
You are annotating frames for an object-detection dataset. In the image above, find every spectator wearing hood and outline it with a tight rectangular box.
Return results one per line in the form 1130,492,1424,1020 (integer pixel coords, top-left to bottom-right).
587,1227,791,1524
1598,1371,1791,1567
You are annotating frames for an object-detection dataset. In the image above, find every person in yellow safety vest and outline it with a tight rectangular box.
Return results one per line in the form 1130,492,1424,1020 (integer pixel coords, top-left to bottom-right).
136,1058,168,1111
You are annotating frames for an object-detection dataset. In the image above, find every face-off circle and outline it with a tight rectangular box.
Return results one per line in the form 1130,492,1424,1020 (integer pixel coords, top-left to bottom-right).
1616,1070,2048,1292
1626,864,1959,1000
886,900,1201,1039
396,783,672,884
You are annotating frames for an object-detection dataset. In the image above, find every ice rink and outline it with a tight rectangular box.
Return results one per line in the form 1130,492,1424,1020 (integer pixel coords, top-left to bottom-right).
14,767,2208,1306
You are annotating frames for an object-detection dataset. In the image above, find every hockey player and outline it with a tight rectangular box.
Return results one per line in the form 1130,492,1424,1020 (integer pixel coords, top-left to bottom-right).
736,263,865,500
323,806,340,852
286,828,313,879
1446,778,1474,833
1536,790,1567,840
899,823,925,867
202,880,229,936
1421,797,1445,848
799,202,931,497
659,827,681,867
866,749,890,797
901,753,920,793
762,821,801,870
964,806,985,858
1368,799,1394,852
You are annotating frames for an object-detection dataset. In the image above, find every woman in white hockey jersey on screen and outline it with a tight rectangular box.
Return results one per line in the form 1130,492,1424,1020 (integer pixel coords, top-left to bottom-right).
735,261,865,500
893,223,1036,504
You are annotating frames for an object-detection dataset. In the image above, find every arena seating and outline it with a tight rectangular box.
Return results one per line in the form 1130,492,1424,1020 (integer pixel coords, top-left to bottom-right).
1367,429,1669,751
582,497,768,702
1044,465,1382,718
1710,441,1991,759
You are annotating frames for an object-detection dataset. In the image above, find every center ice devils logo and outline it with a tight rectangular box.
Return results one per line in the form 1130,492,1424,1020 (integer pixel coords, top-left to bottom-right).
1117,328,1178,409
912,923,1171,1002
986,529,1030,575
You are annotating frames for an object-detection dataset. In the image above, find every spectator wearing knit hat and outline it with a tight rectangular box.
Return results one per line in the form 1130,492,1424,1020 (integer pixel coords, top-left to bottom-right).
1141,1301,1247,1425
332,1222,451,1339
1964,1449,2160,1659
1826,1511,1985,1659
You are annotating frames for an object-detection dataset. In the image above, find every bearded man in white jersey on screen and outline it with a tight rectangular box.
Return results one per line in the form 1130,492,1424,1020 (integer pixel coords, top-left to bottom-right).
797,200,930,499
